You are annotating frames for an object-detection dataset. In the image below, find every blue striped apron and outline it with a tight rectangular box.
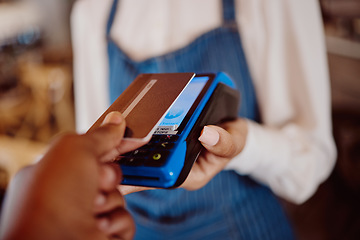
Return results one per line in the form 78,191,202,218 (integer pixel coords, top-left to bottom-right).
107,0,294,239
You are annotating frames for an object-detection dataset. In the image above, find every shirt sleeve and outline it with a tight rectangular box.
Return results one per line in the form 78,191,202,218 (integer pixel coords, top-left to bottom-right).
71,0,112,133
226,0,337,204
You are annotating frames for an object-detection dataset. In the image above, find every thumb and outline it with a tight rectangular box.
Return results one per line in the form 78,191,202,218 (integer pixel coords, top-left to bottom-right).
198,125,237,158
85,111,127,157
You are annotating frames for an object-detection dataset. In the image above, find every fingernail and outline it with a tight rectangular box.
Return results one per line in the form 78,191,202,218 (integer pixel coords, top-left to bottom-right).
103,165,116,184
94,194,106,206
97,218,110,231
101,111,123,126
198,126,219,146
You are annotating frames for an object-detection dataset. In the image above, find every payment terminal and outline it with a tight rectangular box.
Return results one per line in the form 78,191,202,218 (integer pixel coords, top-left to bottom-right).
91,72,240,188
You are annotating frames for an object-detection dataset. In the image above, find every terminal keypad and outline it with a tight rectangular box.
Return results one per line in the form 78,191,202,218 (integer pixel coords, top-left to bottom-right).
114,135,178,167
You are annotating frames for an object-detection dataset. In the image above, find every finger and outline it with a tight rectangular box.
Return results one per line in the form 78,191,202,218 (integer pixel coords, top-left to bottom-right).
103,111,148,154
117,185,154,195
181,152,229,190
198,125,237,158
12,165,36,181
85,112,126,157
94,189,125,214
116,139,148,156
101,111,124,126
98,163,122,192
220,118,248,154
100,139,148,163
97,208,135,240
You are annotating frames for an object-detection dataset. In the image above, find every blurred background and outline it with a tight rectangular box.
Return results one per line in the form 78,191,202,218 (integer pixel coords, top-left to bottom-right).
0,0,359,239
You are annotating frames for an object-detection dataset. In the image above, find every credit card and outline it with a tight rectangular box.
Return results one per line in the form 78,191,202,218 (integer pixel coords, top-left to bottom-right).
89,73,195,141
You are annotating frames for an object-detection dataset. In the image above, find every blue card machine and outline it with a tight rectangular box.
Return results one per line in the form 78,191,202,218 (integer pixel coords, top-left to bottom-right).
97,72,240,188
116,72,239,188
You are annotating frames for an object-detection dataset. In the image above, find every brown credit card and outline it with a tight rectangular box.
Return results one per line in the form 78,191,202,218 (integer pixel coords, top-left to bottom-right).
89,73,195,141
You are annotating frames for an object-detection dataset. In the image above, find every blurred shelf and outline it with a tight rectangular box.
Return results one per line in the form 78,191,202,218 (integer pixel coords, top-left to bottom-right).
326,36,360,59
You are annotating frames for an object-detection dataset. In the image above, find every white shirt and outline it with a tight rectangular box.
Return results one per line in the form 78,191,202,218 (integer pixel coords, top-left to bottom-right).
71,0,337,204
